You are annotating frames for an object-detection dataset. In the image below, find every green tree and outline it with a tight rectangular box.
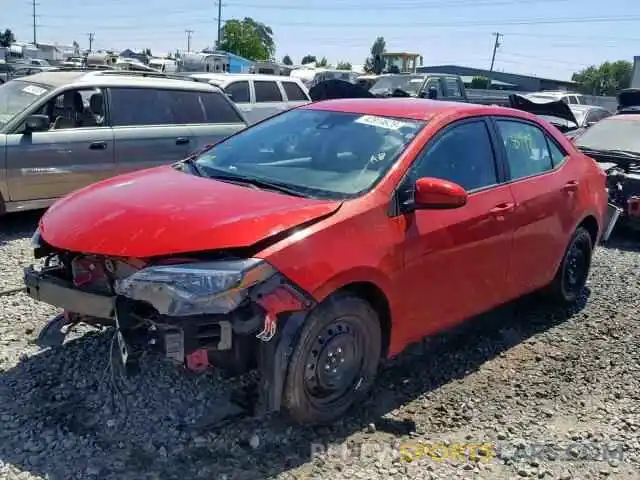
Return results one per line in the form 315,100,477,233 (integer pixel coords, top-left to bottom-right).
282,55,293,65
0,29,15,47
218,17,275,61
317,56,329,67
301,54,316,65
364,37,386,74
470,76,490,89
572,61,632,96
336,61,352,70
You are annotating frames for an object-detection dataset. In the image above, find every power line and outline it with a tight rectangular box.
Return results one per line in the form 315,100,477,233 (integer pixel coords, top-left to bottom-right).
489,32,502,72
31,0,39,45
185,29,193,52
216,0,222,49
223,0,570,10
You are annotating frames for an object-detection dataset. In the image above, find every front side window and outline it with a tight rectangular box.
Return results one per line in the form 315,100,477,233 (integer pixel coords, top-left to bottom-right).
27,87,105,130
194,108,426,198
495,119,554,180
0,80,52,128
254,81,282,103
411,120,498,191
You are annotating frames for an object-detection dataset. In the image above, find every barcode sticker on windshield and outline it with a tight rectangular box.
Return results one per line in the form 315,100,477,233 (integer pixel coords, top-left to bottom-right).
355,115,411,130
22,85,47,96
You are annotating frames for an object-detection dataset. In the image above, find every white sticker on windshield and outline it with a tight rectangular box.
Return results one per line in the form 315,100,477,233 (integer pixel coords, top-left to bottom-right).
355,115,411,130
409,79,424,83
22,85,47,96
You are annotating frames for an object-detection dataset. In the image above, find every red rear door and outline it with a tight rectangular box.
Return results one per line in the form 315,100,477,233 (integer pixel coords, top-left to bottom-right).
491,117,581,298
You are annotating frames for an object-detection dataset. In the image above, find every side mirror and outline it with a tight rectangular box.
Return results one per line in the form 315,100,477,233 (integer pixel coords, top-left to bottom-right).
412,177,467,209
23,114,50,134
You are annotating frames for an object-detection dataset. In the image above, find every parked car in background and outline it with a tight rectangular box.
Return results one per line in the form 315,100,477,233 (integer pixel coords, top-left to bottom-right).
0,69,247,213
25,98,606,425
572,115,640,235
188,73,311,124
355,74,379,90
525,90,587,105
9,65,58,79
0,60,13,84
369,73,469,102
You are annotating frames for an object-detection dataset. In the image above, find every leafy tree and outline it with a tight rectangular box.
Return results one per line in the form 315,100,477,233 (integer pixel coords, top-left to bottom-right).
218,17,275,60
470,76,490,89
301,54,317,65
220,17,276,60
572,61,632,96
336,61,352,70
282,55,293,65
317,56,329,67
72,40,80,55
364,37,386,74
0,29,15,48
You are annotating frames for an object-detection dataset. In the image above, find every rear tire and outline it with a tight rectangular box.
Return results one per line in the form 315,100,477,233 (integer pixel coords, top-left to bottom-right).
546,226,593,304
283,292,381,425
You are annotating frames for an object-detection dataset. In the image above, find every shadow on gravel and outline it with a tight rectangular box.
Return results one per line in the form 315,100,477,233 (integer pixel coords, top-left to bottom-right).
602,229,640,253
0,288,590,480
0,210,43,246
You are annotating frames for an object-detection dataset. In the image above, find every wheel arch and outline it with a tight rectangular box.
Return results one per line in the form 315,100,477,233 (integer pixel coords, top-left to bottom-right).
576,214,599,247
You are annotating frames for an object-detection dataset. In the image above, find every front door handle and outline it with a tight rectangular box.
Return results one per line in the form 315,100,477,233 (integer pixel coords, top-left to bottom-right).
563,180,579,192
489,202,515,215
175,137,190,145
89,141,107,150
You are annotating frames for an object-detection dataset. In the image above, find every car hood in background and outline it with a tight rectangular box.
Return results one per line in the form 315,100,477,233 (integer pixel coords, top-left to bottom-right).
309,79,376,101
39,166,342,258
508,94,578,126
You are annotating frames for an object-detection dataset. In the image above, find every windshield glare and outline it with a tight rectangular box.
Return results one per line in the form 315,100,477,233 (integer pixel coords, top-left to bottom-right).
0,80,51,128
194,109,425,199
575,118,640,152
370,76,424,95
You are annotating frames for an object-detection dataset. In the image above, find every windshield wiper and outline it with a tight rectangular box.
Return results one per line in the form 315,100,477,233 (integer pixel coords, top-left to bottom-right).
176,156,205,176
203,169,310,198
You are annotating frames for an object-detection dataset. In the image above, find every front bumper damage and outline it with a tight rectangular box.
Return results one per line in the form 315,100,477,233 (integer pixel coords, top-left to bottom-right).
23,255,316,414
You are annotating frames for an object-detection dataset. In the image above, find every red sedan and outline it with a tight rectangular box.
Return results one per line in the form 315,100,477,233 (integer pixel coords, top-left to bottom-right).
26,98,608,425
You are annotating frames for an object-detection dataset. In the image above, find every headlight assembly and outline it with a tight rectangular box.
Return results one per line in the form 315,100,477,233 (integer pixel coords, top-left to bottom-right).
115,258,276,316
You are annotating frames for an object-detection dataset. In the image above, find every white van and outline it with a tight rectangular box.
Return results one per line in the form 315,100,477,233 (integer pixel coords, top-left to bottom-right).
188,73,311,124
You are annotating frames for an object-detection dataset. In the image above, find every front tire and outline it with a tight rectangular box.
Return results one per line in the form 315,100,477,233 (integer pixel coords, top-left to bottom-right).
283,293,381,425
546,226,593,304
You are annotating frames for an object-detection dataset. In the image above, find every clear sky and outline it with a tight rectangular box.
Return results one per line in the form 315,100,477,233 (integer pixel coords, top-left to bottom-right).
5,0,640,80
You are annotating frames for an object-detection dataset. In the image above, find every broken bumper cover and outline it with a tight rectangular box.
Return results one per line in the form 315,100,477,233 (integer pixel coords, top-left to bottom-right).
24,265,115,319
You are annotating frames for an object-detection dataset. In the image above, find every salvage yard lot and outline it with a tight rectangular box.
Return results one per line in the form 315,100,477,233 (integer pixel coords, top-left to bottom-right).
0,213,638,480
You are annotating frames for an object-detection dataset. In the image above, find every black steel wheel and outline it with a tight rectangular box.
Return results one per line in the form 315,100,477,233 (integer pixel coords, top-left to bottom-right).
283,293,381,425
547,226,593,304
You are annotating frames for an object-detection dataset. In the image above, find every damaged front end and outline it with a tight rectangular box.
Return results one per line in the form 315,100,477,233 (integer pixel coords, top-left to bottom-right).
24,233,315,412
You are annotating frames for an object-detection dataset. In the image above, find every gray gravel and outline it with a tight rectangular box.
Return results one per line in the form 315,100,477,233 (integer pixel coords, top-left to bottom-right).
0,212,639,480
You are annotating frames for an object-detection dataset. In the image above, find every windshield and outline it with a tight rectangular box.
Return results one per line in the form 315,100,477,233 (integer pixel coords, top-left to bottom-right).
0,80,51,128
369,75,425,96
194,108,425,199
574,118,640,153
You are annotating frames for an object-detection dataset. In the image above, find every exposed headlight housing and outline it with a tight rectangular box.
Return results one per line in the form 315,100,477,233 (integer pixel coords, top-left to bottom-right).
115,258,276,317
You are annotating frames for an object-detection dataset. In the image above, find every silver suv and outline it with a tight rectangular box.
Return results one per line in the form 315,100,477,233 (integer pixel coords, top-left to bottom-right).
0,70,247,214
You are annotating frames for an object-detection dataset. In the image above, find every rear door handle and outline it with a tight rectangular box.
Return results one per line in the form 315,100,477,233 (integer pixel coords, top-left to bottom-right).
175,137,190,145
563,180,579,192
489,202,515,215
89,141,107,150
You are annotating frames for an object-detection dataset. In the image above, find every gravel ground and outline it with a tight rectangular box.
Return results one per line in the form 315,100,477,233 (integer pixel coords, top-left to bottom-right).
0,212,638,480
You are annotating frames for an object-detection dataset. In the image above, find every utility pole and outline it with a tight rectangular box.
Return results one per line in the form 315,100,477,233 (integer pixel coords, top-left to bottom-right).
216,0,222,49
488,32,502,90
87,33,95,53
185,29,193,52
32,0,39,45
489,32,502,72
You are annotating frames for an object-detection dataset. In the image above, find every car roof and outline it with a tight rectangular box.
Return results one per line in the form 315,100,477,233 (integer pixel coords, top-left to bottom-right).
569,104,606,112
19,70,221,92
190,73,303,83
302,98,514,121
608,113,640,121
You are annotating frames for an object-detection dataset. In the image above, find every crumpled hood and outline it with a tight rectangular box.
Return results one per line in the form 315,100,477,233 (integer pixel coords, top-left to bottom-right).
508,94,578,125
39,166,342,258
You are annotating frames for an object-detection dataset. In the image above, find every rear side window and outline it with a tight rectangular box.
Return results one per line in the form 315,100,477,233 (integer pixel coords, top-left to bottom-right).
225,81,250,103
109,88,242,126
443,77,462,97
254,81,282,102
495,119,554,179
281,82,307,101
546,138,567,167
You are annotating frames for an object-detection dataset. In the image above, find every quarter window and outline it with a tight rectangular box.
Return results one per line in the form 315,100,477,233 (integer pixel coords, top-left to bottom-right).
281,82,308,101
495,120,554,179
254,81,283,102
411,120,498,191
225,81,250,103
